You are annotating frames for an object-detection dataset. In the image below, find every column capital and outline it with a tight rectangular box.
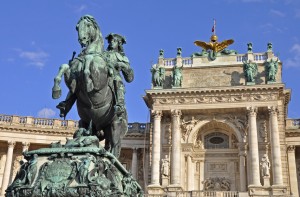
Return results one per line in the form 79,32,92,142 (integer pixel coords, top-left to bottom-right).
151,110,163,119
246,106,258,116
268,106,278,116
287,145,295,153
8,141,16,148
185,154,192,159
132,147,138,152
171,109,182,117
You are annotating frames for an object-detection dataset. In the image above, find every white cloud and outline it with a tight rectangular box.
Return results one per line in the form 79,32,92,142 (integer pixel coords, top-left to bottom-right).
269,9,285,17
285,44,300,68
259,23,286,34
74,4,87,13
38,108,56,118
17,49,49,69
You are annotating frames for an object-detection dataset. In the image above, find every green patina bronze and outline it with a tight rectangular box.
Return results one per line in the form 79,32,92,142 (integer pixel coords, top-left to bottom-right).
243,59,258,83
6,15,142,197
264,58,278,82
172,64,183,87
52,15,133,158
151,64,165,88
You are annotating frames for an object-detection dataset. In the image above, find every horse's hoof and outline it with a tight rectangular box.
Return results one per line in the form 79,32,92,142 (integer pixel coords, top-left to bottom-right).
52,87,62,99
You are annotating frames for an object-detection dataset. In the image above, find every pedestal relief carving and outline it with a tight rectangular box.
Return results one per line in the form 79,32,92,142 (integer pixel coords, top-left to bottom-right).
203,177,231,191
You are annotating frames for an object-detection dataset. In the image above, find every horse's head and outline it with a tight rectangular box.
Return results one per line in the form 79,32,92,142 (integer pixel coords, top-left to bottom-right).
76,15,104,52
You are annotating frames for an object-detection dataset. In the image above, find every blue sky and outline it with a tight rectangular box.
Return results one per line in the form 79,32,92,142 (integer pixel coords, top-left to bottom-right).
0,0,300,123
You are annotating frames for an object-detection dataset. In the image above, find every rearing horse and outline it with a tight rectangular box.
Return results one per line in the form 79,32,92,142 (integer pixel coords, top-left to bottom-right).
52,15,128,158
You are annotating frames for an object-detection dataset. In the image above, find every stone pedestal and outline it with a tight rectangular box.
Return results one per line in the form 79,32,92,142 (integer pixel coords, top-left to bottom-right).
147,184,164,195
246,82,255,86
166,185,183,197
263,176,270,187
161,177,169,187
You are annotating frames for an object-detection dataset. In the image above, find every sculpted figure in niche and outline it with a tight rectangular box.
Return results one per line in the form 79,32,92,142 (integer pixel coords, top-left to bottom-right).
264,58,278,82
161,155,170,177
242,59,257,83
172,64,183,87
260,154,270,177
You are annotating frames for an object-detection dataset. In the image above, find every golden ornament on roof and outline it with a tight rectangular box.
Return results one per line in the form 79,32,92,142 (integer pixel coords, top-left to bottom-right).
194,34,234,53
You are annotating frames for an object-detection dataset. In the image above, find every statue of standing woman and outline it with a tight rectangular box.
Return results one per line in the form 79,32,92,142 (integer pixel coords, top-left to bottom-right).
243,59,257,83
264,58,278,82
172,65,183,87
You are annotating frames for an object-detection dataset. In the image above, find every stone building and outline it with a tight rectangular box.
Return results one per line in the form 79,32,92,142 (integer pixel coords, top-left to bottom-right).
144,41,300,196
1,41,300,197
0,117,149,196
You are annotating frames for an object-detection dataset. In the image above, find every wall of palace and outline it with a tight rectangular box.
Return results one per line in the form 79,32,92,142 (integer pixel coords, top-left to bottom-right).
0,115,150,196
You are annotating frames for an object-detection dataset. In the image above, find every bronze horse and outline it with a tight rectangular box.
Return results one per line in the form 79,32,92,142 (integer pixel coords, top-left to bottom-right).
52,15,128,158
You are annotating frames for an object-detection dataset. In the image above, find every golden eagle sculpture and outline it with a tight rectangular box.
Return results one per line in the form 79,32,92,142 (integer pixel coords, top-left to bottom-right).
193,20,236,61
194,35,234,53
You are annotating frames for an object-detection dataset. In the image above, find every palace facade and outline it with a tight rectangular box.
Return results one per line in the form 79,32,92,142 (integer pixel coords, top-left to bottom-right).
143,42,300,197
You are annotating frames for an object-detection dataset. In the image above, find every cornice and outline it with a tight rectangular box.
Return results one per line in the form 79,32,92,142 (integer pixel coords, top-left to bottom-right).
0,125,74,136
145,84,285,95
144,84,289,108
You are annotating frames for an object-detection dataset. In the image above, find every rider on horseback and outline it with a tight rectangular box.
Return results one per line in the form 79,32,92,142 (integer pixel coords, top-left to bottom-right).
104,33,134,115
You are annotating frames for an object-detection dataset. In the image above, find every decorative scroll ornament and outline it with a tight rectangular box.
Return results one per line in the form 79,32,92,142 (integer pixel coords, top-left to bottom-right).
259,120,268,142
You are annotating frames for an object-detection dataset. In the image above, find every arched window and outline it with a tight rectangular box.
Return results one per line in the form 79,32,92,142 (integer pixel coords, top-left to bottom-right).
204,132,229,149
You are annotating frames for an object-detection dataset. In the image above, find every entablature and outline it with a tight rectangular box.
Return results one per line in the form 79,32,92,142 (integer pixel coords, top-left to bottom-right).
144,84,290,111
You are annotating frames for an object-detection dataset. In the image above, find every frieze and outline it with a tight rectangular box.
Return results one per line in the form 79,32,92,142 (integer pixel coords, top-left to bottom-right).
153,92,279,105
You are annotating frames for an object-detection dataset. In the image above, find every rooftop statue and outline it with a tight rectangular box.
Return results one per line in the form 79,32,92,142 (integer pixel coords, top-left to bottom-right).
194,34,234,61
264,58,278,82
194,20,235,60
243,59,258,83
52,15,133,158
151,64,165,88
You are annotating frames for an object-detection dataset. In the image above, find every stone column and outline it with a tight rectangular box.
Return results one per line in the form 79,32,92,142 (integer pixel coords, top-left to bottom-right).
1,141,16,196
150,110,162,185
287,145,298,196
170,109,182,186
238,143,247,192
268,106,283,185
247,106,261,186
131,147,138,179
186,155,194,191
199,161,205,190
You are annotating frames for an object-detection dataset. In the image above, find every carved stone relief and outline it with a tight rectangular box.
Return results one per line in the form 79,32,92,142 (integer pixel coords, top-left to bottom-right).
259,120,268,142
202,177,231,191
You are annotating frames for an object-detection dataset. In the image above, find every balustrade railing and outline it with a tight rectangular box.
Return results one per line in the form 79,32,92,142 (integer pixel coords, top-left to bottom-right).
144,191,238,197
0,114,78,129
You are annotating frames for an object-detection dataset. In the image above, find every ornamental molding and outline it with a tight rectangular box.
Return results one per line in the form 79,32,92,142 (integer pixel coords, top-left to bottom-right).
145,85,285,104
0,126,74,136
152,92,279,105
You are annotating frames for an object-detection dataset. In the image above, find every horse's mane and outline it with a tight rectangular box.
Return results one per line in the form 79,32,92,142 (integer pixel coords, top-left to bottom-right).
76,15,104,53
